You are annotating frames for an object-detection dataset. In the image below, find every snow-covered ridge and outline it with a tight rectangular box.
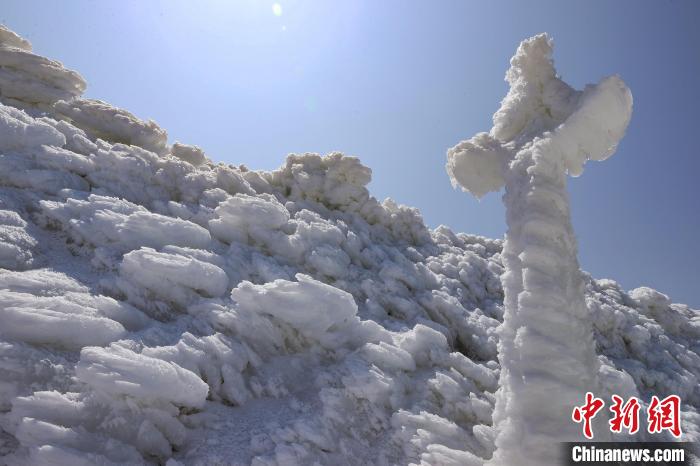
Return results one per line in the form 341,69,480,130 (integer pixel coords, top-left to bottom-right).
0,25,698,465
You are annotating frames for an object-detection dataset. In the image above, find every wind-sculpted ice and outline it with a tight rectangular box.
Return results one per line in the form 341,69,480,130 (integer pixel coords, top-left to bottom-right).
447,34,634,465
53,99,168,155
0,26,85,108
0,25,697,466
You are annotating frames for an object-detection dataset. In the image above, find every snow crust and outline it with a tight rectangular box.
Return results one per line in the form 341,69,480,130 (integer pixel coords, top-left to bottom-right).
0,26,698,466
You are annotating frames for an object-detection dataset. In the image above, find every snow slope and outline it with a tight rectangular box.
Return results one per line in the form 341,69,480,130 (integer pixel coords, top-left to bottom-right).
0,25,698,465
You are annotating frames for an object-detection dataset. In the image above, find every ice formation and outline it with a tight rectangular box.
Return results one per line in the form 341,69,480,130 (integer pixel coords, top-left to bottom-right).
0,25,698,466
446,33,675,465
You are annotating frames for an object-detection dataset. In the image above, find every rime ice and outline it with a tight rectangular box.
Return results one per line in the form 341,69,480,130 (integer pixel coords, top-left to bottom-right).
0,25,698,466
447,34,633,465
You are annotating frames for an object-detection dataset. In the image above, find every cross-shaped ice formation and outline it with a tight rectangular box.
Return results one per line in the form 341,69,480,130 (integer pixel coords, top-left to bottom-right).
446,33,633,466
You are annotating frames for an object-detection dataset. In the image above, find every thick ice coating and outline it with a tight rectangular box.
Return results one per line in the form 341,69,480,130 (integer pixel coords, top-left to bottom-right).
0,25,86,107
447,34,633,195
447,34,634,466
53,98,168,155
0,25,697,466
76,345,210,408
445,132,509,199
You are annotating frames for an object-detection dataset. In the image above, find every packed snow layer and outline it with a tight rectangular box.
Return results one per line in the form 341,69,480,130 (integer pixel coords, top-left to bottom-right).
0,24,698,466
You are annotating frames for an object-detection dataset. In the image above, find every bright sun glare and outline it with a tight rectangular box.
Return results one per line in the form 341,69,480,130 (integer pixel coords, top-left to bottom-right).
272,3,283,16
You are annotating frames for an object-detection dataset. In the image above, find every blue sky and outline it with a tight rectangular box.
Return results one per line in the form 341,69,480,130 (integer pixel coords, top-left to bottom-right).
3,1,699,306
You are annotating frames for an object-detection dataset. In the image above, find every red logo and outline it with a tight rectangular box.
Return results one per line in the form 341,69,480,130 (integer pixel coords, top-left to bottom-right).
609,395,641,434
647,395,682,438
572,393,683,439
572,392,605,439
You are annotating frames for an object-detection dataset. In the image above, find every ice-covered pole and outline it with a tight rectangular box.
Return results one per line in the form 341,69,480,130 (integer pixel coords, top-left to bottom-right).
446,34,632,465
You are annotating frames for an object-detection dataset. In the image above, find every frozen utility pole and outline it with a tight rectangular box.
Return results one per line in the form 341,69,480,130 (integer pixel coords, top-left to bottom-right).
446,34,632,465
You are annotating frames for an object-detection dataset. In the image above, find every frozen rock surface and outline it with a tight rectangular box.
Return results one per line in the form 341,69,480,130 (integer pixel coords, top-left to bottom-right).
0,26,698,466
